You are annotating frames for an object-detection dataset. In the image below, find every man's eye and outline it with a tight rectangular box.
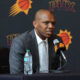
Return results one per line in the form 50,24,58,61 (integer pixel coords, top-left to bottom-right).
43,21,56,25
43,22,49,24
52,22,56,25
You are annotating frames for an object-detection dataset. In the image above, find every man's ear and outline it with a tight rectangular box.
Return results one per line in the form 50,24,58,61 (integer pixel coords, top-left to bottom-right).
33,20,38,29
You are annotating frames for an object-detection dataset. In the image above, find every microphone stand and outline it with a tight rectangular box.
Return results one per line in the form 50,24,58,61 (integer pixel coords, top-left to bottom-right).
55,51,71,73
59,55,62,70
52,51,68,73
58,51,67,70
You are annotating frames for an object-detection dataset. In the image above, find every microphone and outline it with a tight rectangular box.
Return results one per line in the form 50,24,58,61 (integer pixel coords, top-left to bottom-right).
53,39,67,62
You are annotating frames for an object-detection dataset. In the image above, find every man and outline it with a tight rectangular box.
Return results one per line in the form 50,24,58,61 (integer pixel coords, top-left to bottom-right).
9,9,61,74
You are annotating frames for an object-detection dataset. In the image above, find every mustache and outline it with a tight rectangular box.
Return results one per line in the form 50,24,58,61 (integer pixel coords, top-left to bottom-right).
46,30,54,32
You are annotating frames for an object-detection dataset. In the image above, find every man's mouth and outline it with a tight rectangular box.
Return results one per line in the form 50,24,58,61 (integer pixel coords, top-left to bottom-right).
46,31,53,35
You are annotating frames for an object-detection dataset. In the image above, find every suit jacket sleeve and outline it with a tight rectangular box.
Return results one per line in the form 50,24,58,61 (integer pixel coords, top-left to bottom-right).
9,36,25,74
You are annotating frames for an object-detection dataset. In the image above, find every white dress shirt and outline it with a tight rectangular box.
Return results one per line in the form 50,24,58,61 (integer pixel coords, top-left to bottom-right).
34,30,49,73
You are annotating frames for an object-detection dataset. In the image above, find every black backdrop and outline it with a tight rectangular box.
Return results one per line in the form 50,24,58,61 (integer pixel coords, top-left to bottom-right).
0,0,80,72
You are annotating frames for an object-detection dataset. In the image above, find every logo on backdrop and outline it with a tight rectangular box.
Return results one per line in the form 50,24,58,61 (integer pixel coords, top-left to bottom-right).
57,29,72,50
9,0,32,16
6,33,20,46
49,0,76,12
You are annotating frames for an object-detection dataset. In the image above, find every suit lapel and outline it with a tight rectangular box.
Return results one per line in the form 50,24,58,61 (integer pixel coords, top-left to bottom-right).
29,30,40,73
48,37,55,70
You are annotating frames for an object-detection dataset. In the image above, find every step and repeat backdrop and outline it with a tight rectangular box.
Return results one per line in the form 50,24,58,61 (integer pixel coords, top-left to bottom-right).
0,0,80,72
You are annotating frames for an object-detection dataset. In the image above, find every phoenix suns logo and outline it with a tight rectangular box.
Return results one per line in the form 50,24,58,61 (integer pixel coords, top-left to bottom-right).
57,29,72,50
6,33,20,46
9,0,32,16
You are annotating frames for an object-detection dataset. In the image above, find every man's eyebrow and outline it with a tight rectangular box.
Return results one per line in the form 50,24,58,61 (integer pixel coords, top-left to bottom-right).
42,21,50,23
42,21,56,23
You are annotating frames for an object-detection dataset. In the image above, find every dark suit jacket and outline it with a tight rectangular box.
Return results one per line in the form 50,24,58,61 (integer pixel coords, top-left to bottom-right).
9,29,60,74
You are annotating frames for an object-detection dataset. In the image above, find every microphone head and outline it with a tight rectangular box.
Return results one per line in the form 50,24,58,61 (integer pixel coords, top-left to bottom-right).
53,39,59,45
53,39,66,53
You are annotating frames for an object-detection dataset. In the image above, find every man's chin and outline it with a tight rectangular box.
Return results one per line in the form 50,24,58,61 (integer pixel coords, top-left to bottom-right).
46,34,53,38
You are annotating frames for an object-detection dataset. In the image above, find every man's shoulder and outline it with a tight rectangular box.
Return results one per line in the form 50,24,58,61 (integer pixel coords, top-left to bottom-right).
18,31,30,38
13,30,34,42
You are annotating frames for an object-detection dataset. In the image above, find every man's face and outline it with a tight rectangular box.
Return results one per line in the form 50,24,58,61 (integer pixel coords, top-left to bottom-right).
33,12,56,40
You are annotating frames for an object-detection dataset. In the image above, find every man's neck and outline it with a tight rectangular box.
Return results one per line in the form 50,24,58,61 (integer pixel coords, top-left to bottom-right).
34,29,46,40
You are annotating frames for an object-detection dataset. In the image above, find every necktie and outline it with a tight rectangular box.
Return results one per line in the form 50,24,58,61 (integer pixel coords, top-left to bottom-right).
39,40,48,73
